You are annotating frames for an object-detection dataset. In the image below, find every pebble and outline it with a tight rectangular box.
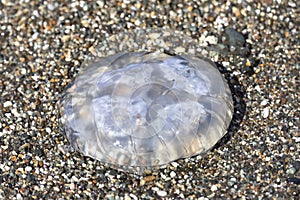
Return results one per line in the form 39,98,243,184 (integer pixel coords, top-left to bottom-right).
171,162,179,168
170,171,176,178
174,46,186,53
3,101,12,107
45,127,51,133
254,85,261,92
25,166,32,172
225,28,245,47
16,194,22,200
260,99,268,106
262,107,270,118
156,190,167,197
11,108,19,117
199,198,209,200
205,35,218,45
211,184,218,192
129,194,138,200
287,167,296,175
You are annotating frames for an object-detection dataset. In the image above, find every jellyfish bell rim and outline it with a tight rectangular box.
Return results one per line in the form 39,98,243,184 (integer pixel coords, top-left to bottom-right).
58,27,234,174
58,51,234,174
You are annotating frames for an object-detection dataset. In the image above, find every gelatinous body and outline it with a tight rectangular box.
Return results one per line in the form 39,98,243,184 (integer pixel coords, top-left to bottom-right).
59,52,233,171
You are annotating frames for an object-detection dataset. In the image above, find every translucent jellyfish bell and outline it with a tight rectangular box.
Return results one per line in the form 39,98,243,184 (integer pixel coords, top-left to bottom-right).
58,29,233,173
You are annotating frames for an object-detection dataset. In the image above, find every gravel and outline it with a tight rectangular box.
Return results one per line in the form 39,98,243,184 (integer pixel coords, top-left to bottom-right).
0,0,299,199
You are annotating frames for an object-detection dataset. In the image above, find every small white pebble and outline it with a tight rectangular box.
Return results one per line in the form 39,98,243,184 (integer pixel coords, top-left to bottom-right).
288,2,296,7
25,166,32,172
232,71,241,76
1,145,8,150
157,190,167,197
160,173,167,180
11,108,20,117
65,52,72,62
4,165,10,171
174,46,186,53
205,35,218,45
230,177,237,182
129,194,138,200
97,1,104,8
65,56,72,62
45,127,52,133
20,68,26,75
72,175,79,182
31,75,40,81
199,197,209,200
16,193,22,200
170,171,176,178
254,85,261,92
211,184,218,192
293,137,300,142
34,185,40,191
3,101,12,107
222,61,230,67
262,107,269,118
198,197,209,200
171,162,179,168
260,99,268,106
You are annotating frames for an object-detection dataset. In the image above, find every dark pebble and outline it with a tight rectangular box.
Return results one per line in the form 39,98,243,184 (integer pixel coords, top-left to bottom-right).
241,66,255,76
287,177,300,185
225,28,245,47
